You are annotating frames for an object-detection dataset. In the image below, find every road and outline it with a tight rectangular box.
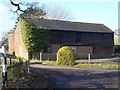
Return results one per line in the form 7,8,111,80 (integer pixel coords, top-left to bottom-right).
30,64,119,88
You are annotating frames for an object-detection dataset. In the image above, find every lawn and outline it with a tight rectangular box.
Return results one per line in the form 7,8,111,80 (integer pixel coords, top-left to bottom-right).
73,63,119,68
41,60,119,69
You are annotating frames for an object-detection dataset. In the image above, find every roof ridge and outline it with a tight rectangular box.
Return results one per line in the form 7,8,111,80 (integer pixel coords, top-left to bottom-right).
28,18,103,25
21,18,113,33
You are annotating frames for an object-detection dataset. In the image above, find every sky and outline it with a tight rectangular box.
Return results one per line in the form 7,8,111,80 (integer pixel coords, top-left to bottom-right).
0,0,119,41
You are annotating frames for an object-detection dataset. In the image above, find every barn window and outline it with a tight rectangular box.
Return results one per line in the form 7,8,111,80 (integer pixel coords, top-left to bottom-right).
43,46,52,53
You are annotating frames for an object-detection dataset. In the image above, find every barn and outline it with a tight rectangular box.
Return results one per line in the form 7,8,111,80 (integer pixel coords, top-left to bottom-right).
8,18,114,60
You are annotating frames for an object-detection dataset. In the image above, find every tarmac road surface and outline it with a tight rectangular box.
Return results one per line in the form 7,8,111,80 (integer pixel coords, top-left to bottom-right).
30,64,119,89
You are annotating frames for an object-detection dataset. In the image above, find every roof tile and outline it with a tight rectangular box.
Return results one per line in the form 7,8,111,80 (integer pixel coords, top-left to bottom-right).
25,18,113,33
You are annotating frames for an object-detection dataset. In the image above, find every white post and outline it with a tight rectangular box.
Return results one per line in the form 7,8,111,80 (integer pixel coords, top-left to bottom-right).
27,60,30,73
27,64,30,73
88,53,91,64
1,45,7,87
40,52,42,61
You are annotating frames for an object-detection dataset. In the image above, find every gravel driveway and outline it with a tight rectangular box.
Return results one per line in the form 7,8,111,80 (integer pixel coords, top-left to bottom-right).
30,64,119,89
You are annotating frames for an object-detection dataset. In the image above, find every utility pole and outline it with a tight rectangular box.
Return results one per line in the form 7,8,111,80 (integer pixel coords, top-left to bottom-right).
0,35,8,87
1,45,7,87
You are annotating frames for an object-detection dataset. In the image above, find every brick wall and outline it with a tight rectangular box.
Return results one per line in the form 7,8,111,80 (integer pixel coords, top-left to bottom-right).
42,45,93,60
76,46,93,59
8,32,15,54
93,46,113,55
42,44,60,60
51,44,61,53
42,53,56,60
14,21,28,59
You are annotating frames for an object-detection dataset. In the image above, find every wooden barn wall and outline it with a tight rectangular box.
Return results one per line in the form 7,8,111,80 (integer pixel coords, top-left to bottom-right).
49,30,114,47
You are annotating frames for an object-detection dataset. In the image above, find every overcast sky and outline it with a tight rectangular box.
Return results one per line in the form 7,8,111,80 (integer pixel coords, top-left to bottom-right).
0,0,119,41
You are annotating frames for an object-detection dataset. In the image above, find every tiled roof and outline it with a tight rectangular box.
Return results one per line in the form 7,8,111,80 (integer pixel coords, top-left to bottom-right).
25,18,113,33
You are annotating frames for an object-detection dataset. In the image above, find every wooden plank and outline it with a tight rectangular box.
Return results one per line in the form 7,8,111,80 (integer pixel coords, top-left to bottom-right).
6,54,16,59
0,53,16,59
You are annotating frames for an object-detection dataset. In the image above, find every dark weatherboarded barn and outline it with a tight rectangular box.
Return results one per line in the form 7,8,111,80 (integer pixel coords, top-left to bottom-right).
8,18,114,60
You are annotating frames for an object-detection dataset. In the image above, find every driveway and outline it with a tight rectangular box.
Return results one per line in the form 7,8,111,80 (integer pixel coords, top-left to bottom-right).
30,64,119,88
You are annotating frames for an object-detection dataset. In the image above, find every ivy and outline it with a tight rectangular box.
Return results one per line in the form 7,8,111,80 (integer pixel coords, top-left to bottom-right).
20,18,49,52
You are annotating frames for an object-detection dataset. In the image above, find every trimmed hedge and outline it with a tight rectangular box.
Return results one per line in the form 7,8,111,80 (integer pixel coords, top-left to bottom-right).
56,46,75,66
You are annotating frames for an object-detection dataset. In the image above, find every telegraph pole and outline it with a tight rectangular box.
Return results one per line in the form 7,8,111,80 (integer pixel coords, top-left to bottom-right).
1,45,7,87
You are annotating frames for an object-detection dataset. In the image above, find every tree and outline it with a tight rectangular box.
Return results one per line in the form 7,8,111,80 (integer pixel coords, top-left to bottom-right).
44,5,73,20
20,6,46,19
0,32,8,51
10,0,25,13
9,0,72,20
9,0,46,19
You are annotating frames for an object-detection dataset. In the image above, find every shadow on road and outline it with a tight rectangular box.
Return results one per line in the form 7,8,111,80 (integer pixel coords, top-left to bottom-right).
30,65,119,88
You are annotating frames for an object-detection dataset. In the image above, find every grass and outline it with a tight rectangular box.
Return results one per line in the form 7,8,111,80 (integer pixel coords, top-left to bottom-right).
41,60,119,69
30,59,41,63
42,61,58,66
73,63,119,69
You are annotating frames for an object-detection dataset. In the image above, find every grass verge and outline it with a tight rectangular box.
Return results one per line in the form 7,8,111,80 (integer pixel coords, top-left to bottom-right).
42,61,119,69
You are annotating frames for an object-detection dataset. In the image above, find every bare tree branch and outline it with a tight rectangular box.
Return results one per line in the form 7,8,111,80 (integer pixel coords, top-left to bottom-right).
9,0,46,19
9,0,72,20
44,5,72,20
10,0,25,13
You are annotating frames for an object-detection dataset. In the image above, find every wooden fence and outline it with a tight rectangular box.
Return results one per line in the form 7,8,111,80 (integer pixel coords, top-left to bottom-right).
0,53,27,87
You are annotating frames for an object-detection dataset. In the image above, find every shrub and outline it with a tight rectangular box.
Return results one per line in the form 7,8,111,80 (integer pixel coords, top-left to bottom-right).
56,46,75,66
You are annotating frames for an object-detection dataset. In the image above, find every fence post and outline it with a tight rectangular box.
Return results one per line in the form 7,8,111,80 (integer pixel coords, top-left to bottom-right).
40,52,42,61
1,46,7,87
10,58,11,65
23,59,30,74
27,60,30,73
88,53,91,64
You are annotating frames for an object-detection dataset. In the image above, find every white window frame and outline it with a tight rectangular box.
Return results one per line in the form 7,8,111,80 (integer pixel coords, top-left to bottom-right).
71,46,76,53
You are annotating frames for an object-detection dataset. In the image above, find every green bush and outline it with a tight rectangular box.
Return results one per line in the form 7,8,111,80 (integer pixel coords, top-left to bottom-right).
56,46,75,66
